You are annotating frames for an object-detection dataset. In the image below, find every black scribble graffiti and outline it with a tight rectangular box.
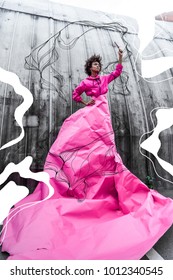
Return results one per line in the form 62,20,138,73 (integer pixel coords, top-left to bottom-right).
45,131,127,200
23,20,131,199
24,20,131,101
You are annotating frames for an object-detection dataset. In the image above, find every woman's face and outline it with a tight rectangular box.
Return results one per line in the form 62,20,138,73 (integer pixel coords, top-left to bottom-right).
90,61,100,74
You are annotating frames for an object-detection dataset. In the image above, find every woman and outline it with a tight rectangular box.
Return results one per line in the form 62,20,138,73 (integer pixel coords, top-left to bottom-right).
1,49,173,260
72,49,123,106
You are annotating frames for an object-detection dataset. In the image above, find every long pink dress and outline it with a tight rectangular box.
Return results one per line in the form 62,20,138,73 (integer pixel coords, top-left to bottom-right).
1,64,173,260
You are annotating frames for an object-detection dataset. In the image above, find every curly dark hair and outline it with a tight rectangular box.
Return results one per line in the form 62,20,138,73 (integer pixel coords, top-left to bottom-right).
84,54,102,76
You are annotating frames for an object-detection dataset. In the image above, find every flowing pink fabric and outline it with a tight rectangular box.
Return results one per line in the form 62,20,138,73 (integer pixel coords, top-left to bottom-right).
1,94,173,260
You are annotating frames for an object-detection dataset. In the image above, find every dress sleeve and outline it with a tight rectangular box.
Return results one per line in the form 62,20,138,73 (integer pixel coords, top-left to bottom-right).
72,80,86,102
106,64,123,84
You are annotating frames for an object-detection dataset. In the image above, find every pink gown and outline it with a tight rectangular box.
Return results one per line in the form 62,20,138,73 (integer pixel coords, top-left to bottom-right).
1,64,173,260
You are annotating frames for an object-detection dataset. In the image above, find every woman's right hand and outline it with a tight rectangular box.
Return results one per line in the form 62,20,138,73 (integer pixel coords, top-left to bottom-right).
86,99,95,106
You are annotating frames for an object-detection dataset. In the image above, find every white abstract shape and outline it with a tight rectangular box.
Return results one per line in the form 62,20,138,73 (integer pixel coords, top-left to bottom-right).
155,109,173,130
0,181,29,224
140,134,161,155
140,108,173,177
137,14,155,54
141,57,173,78
0,67,33,150
0,156,54,198
118,16,173,84
0,156,54,244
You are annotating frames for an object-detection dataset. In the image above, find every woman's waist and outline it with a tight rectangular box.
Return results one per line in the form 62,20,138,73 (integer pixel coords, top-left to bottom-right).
86,90,107,97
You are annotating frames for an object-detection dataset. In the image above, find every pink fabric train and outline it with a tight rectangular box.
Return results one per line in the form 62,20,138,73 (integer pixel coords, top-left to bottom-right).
1,64,173,260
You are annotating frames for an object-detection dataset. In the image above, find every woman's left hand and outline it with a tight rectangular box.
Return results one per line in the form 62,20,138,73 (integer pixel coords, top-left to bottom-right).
118,48,123,64
118,49,123,57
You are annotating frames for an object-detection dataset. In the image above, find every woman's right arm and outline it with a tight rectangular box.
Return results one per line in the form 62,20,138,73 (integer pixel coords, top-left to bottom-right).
72,81,95,106
72,80,86,104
